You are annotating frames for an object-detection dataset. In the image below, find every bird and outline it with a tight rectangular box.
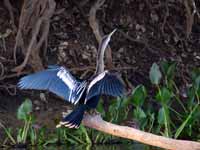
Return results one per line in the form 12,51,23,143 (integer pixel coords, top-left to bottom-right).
18,29,125,128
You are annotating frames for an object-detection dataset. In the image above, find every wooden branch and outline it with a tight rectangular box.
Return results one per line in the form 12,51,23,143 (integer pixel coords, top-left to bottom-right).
89,0,113,69
82,114,200,150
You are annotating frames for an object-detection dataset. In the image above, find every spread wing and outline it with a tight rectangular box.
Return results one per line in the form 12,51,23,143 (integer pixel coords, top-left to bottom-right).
85,71,124,102
18,65,85,104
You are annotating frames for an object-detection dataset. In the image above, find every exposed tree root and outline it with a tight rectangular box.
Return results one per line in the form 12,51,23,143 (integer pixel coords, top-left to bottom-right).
12,0,56,73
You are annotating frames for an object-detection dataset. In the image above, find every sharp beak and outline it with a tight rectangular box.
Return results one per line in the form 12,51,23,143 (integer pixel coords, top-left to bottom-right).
108,29,117,38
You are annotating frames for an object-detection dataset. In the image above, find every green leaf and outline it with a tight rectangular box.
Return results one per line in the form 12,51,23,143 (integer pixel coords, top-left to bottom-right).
121,97,131,107
43,137,58,146
132,85,147,106
96,100,105,117
191,68,200,81
17,128,23,143
134,107,146,119
30,128,37,145
161,61,176,80
0,125,16,144
166,63,176,80
149,63,162,85
156,87,172,104
79,125,91,144
158,107,165,125
175,105,199,139
160,61,169,75
158,106,171,137
17,99,32,120
194,76,200,91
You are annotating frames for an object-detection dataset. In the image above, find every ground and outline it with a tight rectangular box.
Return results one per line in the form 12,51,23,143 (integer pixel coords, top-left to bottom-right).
0,0,200,141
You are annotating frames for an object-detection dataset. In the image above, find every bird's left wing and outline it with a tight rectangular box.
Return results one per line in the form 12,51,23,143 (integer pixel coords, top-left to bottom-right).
18,65,81,103
85,71,124,102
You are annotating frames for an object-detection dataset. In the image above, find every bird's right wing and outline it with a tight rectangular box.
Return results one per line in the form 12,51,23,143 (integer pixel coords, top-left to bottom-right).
18,65,83,104
85,71,125,102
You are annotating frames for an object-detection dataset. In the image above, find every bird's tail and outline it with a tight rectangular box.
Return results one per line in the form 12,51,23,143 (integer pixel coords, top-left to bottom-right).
56,105,87,128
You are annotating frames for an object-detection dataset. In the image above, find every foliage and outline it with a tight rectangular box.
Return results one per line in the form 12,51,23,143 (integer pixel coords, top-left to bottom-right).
2,61,200,148
149,63,162,85
131,61,200,139
1,99,37,147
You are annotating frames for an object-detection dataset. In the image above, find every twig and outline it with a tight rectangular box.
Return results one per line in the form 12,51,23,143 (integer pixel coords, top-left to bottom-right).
1,38,7,52
0,71,29,81
0,85,17,96
0,61,5,77
191,0,200,19
123,74,134,90
82,114,200,150
101,21,160,55
0,29,11,52
161,1,169,35
71,66,95,72
117,29,149,46
3,0,17,31
184,0,194,38
71,66,134,72
167,22,181,41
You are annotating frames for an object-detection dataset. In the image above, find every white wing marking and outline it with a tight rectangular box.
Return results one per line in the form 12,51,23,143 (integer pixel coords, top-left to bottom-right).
56,124,61,128
77,81,86,94
57,67,75,90
69,90,73,103
68,124,76,128
74,83,87,105
87,70,108,94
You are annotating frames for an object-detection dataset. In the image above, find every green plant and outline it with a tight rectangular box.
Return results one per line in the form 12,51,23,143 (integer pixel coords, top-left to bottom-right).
2,61,200,147
0,123,16,145
150,63,172,137
103,97,130,124
174,68,200,139
128,61,200,139
131,85,147,130
17,99,35,144
2,99,37,146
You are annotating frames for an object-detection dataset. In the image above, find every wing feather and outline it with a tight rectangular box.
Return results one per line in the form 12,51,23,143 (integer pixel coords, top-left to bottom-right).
18,66,83,103
86,71,124,102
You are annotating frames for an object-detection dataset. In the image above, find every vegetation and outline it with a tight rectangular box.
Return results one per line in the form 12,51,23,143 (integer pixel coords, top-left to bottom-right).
1,61,199,148
134,61,200,139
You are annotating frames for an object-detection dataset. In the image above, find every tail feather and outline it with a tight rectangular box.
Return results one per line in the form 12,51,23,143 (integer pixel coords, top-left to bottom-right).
56,105,87,128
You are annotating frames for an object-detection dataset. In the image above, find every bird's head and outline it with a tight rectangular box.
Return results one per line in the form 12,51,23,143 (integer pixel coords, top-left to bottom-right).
99,29,117,54
96,29,117,74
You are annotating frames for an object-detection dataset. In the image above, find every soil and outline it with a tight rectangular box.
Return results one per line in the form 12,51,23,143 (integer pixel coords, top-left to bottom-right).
0,0,200,141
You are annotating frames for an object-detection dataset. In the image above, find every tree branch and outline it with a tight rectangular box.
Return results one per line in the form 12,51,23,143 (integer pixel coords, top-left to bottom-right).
89,0,113,69
82,114,200,150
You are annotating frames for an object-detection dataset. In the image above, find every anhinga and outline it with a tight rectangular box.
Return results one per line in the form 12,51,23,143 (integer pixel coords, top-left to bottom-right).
18,29,124,128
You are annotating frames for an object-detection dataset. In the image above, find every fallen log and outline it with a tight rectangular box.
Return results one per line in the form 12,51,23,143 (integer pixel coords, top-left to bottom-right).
82,113,200,150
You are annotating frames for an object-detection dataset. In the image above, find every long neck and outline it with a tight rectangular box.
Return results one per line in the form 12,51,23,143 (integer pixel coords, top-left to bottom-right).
95,44,106,75
95,29,116,75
